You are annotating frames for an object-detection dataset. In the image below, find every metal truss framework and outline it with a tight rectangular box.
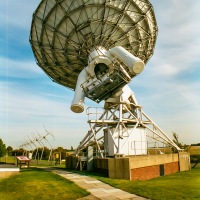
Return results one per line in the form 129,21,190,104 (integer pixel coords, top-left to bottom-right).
30,0,158,90
19,129,55,161
75,93,181,157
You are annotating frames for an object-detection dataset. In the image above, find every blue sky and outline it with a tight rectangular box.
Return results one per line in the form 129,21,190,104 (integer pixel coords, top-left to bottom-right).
1,0,200,149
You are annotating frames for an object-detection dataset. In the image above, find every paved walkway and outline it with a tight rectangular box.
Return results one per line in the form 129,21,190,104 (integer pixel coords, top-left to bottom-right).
50,169,149,200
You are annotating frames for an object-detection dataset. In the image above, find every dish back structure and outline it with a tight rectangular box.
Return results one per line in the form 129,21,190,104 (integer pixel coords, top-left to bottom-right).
30,0,157,90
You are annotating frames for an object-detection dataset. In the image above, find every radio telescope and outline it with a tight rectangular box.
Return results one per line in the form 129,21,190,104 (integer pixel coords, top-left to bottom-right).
30,0,180,157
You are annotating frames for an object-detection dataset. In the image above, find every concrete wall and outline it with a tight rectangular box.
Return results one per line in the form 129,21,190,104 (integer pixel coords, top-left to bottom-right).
93,158,108,170
67,152,190,181
66,156,77,169
179,152,191,171
93,157,130,179
129,154,179,169
93,158,108,176
92,154,181,180
108,157,130,180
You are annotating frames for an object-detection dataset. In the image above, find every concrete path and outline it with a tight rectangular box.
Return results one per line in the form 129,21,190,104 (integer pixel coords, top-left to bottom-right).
50,169,149,200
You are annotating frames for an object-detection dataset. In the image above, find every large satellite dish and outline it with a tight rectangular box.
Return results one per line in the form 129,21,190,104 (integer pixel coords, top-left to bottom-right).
30,0,181,159
30,0,157,91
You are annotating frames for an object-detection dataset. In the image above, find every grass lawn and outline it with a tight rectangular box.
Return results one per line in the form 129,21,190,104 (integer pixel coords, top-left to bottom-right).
80,166,200,200
0,168,89,200
1,159,200,200
0,156,66,168
0,156,16,164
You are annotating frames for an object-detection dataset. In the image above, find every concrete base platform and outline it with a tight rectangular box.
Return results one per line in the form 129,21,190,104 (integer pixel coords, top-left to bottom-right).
0,163,20,179
67,152,191,181
92,153,191,180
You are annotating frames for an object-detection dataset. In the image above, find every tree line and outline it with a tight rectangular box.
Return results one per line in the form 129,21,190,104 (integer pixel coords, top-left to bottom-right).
0,138,74,160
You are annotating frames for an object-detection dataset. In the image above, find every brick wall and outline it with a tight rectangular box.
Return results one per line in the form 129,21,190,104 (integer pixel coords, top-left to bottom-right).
164,161,179,175
130,161,179,180
131,165,160,180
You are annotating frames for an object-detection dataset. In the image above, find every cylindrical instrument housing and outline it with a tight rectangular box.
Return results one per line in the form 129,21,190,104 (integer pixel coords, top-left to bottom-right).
70,68,88,113
109,46,145,75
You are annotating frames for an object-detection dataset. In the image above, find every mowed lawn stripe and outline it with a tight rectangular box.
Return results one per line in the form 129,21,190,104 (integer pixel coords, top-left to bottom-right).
0,168,89,200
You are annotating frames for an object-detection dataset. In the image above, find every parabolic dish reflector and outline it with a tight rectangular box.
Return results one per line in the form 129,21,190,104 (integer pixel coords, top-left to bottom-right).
30,0,158,90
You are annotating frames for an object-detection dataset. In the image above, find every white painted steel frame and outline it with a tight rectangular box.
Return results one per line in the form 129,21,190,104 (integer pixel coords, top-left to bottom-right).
75,89,181,157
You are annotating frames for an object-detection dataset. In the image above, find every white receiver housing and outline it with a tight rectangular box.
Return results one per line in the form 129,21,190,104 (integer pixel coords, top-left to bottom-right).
70,46,145,113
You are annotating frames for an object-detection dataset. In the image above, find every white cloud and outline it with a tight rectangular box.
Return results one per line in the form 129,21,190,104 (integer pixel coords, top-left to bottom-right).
0,82,83,124
130,58,200,145
152,63,180,76
150,0,200,78
0,57,43,78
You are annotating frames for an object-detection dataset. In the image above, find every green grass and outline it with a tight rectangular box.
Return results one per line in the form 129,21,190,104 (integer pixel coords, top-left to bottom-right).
0,156,15,164
0,156,66,168
78,166,200,200
0,168,89,200
189,146,200,155
30,159,66,168
1,161,200,200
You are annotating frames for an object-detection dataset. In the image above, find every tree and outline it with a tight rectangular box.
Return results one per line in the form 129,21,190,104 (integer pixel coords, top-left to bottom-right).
172,132,191,152
12,148,24,156
0,138,7,158
172,132,182,149
7,146,13,156
33,147,50,160
53,147,67,159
